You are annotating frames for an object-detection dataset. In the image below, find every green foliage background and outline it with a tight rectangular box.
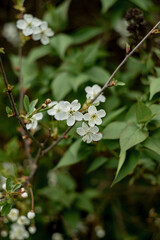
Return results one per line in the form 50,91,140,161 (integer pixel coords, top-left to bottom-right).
1,0,160,239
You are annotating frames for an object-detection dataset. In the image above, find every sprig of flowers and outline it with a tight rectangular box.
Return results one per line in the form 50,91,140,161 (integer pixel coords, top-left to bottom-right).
16,14,54,45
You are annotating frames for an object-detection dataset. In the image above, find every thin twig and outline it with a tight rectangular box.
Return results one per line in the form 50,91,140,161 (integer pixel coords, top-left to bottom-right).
0,56,42,148
42,20,160,155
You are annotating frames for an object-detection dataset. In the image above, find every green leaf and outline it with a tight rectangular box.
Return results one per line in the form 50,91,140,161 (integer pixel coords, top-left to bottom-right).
112,151,139,186
83,42,100,67
12,184,21,192
29,99,38,114
50,34,73,59
6,178,12,191
55,139,82,168
52,72,72,100
143,138,160,156
86,66,110,85
87,157,108,173
69,74,89,91
1,203,12,216
6,106,12,115
136,101,152,124
100,0,117,13
120,123,148,152
28,45,52,62
149,77,160,100
103,121,126,139
130,0,153,11
102,106,126,127
71,27,104,44
24,95,30,113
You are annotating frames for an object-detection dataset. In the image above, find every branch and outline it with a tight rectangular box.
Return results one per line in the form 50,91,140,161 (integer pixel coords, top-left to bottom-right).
0,56,42,148
42,20,160,155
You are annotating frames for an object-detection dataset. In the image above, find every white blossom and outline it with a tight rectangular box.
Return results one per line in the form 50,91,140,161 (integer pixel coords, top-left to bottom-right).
52,232,63,240
1,230,8,237
85,84,106,105
8,208,19,222
16,14,41,36
32,21,54,45
26,112,43,130
28,225,36,234
62,100,83,126
2,23,19,47
17,216,30,225
21,191,28,198
95,226,106,238
76,122,102,143
27,211,35,219
84,105,106,127
47,101,67,121
9,223,29,240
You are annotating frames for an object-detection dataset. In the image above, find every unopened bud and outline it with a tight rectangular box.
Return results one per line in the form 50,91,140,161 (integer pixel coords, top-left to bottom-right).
126,43,130,54
45,99,51,104
21,191,28,198
41,103,47,108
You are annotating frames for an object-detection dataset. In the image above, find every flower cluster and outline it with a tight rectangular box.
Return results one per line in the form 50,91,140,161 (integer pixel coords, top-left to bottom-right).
0,208,36,240
25,84,106,144
16,14,54,45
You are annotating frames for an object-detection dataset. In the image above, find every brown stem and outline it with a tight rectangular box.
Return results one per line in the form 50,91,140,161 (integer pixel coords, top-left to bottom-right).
29,188,34,211
0,56,42,148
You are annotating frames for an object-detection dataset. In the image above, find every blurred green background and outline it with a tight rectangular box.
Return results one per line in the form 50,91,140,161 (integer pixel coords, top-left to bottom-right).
1,0,160,239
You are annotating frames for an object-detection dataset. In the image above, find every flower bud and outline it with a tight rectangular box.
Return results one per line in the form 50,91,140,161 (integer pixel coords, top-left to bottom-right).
45,98,51,104
41,103,47,108
27,210,35,219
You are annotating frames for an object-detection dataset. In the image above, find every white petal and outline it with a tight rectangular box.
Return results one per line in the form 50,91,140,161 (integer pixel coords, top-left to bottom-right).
71,100,81,111
40,22,48,30
76,127,86,136
67,116,75,126
41,36,49,45
84,113,90,121
32,18,42,27
32,26,41,34
85,86,92,94
88,120,95,127
92,133,102,141
33,113,43,120
90,126,99,134
82,122,89,131
74,111,83,121
26,123,32,130
93,84,101,92
47,108,55,116
24,14,33,23
60,101,70,112
88,105,97,114
32,33,41,41
56,112,67,120
23,27,33,36
98,95,106,102
97,109,106,118
45,28,54,37
94,117,102,125
16,20,27,30
31,120,38,129
48,101,57,108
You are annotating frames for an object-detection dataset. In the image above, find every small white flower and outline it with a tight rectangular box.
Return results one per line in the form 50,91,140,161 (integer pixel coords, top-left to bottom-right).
62,100,83,126
8,208,19,222
26,112,43,130
76,122,102,143
27,211,35,219
28,225,36,234
9,223,29,240
1,230,8,237
2,22,19,47
47,101,67,121
52,232,63,240
84,105,106,127
16,14,41,36
85,84,106,105
32,21,54,45
95,226,106,238
17,216,30,225
21,191,28,198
